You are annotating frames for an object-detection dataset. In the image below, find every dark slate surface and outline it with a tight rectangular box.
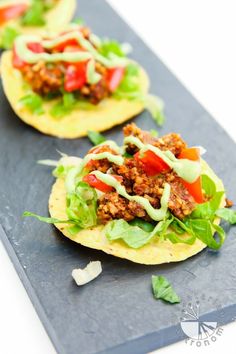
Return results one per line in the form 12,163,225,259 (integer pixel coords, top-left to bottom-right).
0,1,236,354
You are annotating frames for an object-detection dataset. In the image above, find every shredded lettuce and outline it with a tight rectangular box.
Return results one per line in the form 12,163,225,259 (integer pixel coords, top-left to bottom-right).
113,65,165,125
19,93,45,115
99,39,126,58
66,182,97,228
150,129,159,138
21,0,46,26
143,94,165,126
152,275,180,304
215,208,236,224
113,63,141,100
87,131,106,146
104,217,173,249
0,26,20,49
23,211,73,224
72,18,85,25
50,92,76,118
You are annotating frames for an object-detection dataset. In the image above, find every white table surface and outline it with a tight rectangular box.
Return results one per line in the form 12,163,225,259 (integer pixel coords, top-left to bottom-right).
1,1,236,353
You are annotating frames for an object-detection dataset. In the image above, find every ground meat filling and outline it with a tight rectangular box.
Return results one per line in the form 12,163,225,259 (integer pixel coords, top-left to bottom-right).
95,126,196,224
21,62,64,95
80,62,109,104
123,123,187,156
97,158,196,223
19,27,110,104
97,193,147,223
86,145,118,173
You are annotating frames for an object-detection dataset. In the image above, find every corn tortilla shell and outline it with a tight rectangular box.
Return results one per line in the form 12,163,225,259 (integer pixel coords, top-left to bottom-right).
1,51,149,138
0,0,76,36
48,159,226,265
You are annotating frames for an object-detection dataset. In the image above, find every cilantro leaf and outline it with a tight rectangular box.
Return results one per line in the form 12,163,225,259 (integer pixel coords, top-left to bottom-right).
87,131,106,146
216,208,236,224
0,26,20,49
152,275,180,304
19,93,44,115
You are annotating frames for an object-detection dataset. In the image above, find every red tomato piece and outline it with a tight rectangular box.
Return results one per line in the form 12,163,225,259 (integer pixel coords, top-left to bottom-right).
178,147,204,203
0,4,28,25
106,67,125,92
83,174,123,193
12,45,25,69
135,150,170,176
27,42,44,53
53,39,81,52
12,42,44,69
64,62,87,92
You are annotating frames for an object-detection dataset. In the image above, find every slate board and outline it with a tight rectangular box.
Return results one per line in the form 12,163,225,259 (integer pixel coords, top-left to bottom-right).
1,1,236,353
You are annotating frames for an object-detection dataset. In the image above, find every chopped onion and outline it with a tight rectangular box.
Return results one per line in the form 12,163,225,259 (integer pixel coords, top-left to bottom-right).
72,261,102,286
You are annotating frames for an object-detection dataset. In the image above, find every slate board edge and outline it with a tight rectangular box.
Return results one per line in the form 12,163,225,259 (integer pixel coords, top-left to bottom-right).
105,1,236,150
1,224,236,354
0,225,66,354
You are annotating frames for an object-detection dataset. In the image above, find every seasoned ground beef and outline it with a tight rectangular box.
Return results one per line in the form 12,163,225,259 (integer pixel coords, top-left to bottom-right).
86,145,118,173
89,126,196,223
110,158,196,222
80,62,109,104
97,193,147,223
123,123,187,156
21,60,109,104
21,61,64,95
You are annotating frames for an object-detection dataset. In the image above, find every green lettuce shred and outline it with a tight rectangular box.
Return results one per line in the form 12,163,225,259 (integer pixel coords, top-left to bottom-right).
152,275,180,304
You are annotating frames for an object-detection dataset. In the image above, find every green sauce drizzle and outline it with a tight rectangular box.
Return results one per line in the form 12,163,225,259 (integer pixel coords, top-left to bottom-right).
93,171,171,221
14,31,128,84
124,136,201,183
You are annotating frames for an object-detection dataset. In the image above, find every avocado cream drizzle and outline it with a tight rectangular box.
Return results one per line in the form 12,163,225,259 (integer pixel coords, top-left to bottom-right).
14,32,128,85
65,152,124,194
124,136,201,183
64,135,201,220
93,171,171,221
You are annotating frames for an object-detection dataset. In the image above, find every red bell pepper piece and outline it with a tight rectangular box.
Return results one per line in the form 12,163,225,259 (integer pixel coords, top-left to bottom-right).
178,148,204,203
64,62,87,92
106,67,125,92
83,174,123,193
0,3,28,25
134,150,170,176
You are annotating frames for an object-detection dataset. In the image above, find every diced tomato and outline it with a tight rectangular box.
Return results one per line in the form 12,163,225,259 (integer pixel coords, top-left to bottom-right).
178,147,200,161
178,147,204,203
12,42,44,69
83,174,123,193
53,39,81,52
64,45,84,53
27,42,44,53
0,4,28,25
64,62,87,92
106,67,125,92
135,150,170,176
13,45,25,69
